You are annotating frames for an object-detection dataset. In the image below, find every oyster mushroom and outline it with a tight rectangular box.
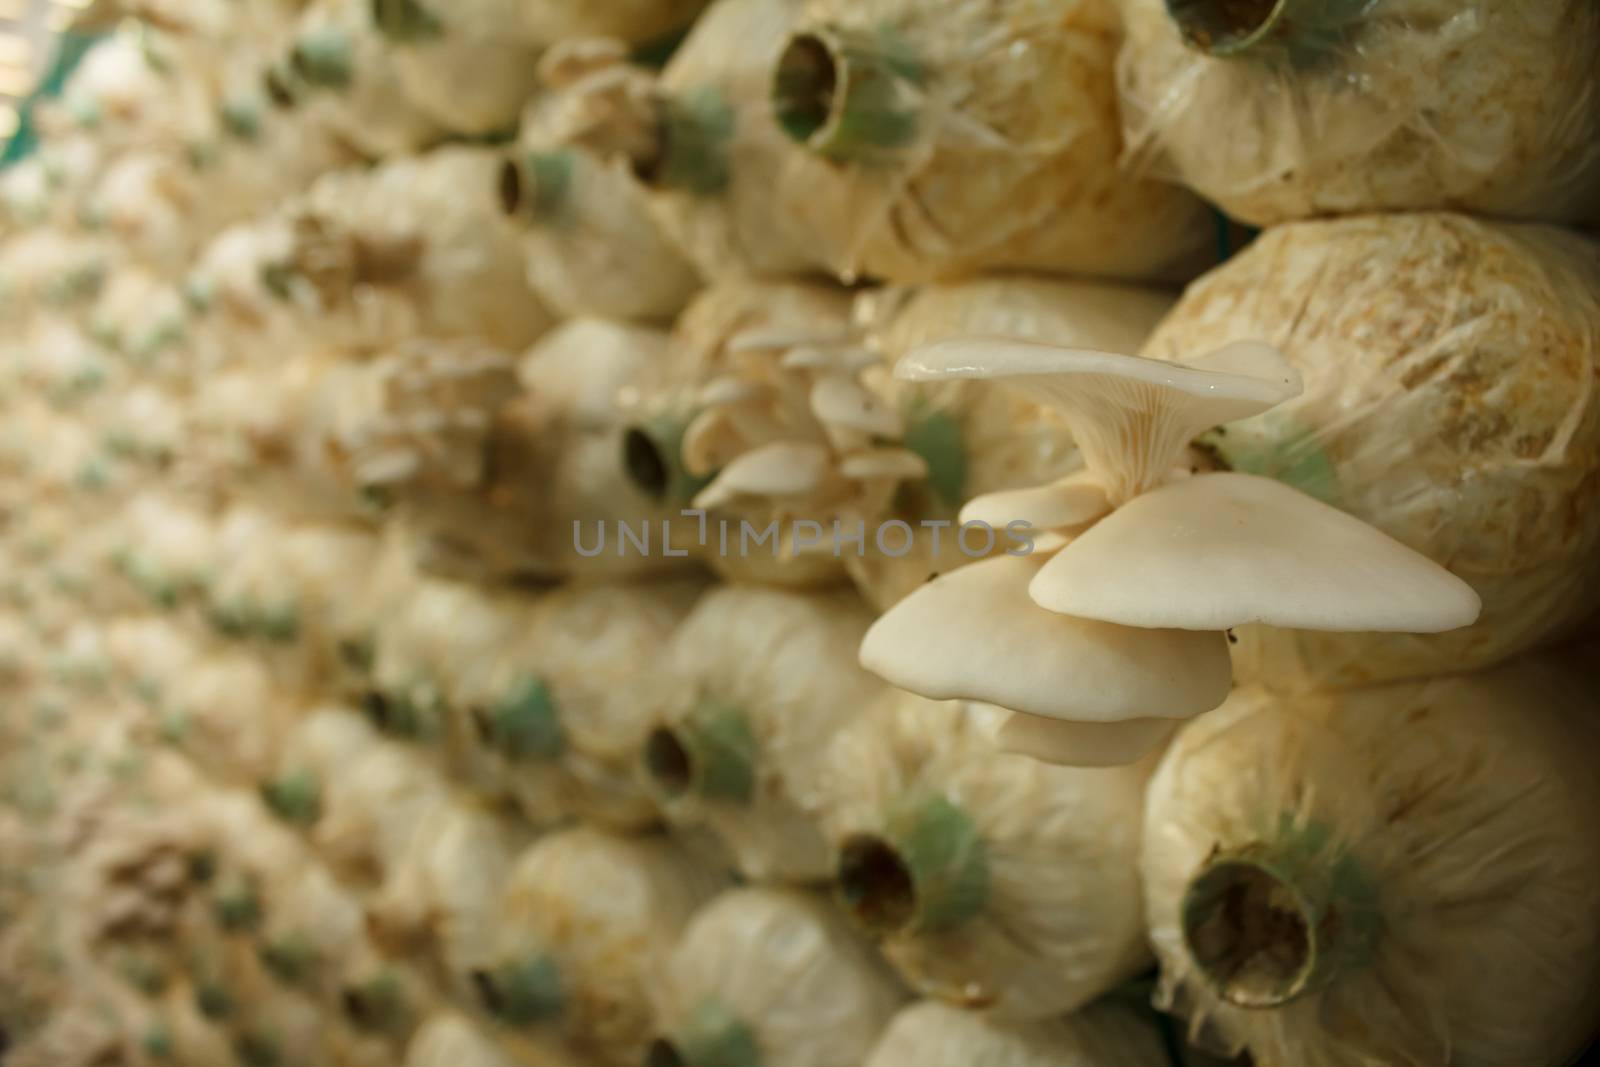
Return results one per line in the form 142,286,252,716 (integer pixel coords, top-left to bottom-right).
862,338,1480,765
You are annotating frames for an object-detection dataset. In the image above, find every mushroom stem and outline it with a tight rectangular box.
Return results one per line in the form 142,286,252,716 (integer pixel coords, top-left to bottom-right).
837,794,986,937
1181,826,1378,1007
622,414,714,505
657,999,762,1067
371,0,442,42
473,954,563,1027
644,699,756,805
773,27,924,162
1164,0,1366,59
290,28,353,90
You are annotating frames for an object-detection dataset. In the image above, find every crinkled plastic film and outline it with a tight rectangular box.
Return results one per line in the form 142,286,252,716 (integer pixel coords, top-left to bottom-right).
771,0,1216,284
1117,0,1600,226
653,586,882,882
1142,656,1600,1067
654,888,907,1067
505,138,703,322
863,999,1171,1067
490,828,723,1065
472,579,702,831
1141,214,1600,688
819,696,1152,1018
286,0,445,159
295,148,552,351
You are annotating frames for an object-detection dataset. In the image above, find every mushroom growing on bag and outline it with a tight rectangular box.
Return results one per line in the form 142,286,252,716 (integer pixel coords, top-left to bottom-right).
646,585,883,882
1143,213,1600,688
819,695,1152,1018
864,1000,1171,1067
619,278,858,587
860,336,1480,766
1117,0,1600,226
766,0,1217,283
649,887,907,1067
465,578,704,831
1142,651,1600,1067
474,828,724,1066
669,277,1176,607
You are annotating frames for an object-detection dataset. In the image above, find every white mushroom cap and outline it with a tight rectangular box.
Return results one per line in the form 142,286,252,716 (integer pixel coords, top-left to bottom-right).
995,709,1179,768
859,554,1233,726
958,469,1111,532
693,440,831,509
898,339,1301,503
811,375,902,438
1030,471,1483,633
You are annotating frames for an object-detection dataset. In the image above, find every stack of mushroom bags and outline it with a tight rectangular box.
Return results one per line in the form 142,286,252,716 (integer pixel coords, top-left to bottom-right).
0,0,1598,1065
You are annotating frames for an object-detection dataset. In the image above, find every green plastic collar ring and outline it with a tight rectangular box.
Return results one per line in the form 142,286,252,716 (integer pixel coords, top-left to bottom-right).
621,413,714,506
772,26,923,162
473,954,563,1027
1165,0,1371,59
653,999,761,1067
644,698,756,805
1180,824,1379,1007
836,793,987,937
372,0,443,42
291,29,354,90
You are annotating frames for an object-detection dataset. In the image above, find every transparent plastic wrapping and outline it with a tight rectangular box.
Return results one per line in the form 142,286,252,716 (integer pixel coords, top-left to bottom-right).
768,0,1216,283
1142,214,1600,688
279,0,445,159
543,0,822,279
367,797,533,1004
255,857,371,1003
83,152,200,274
262,707,380,830
518,0,709,45
309,739,453,888
647,586,883,882
478,828,724,1065
864,1000,1171,1067
162,650,293,787
464,579,705,831
509,89,703,321
652,887,907,1067
292,148,552,351
394,319,690,582
405,1014,523,1067
1117,0,1600,227
375,3,545,136
1142,653,1600,1067
818,695,1152,1018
